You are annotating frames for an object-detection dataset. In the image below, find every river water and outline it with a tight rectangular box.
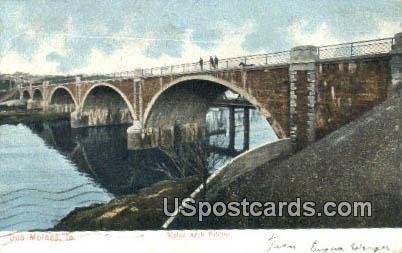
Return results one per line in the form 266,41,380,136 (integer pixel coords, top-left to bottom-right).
0,108,277,231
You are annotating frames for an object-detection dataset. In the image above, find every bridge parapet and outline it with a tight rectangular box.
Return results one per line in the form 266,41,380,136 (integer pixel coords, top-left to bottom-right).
15,33,400,151
29,37,395,88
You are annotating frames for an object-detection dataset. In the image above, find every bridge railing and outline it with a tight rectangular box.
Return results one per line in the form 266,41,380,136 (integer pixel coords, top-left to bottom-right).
138,50,291,77
35,37,394,86
317,37,394,60
136,38,393,78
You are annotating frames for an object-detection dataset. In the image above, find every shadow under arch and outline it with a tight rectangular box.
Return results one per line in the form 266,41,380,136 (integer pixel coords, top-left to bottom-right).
22,90,30,100
143,75,287,138
32,89,43,100
77,83,135,127
48,86,78,107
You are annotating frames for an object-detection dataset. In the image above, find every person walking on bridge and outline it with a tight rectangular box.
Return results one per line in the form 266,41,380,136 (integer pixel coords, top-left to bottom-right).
214,55,219,69
199,57,204,71
209,56,214,70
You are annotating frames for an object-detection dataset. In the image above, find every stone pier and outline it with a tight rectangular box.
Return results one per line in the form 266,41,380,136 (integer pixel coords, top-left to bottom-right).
289,45,318,150
390,32,402,97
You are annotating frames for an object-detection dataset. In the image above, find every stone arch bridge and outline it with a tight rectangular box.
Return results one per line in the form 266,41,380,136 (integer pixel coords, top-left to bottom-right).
17,33,402,150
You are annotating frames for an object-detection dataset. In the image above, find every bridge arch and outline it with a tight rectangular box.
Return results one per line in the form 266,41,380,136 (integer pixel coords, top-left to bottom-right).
48,86,78,106
80,83,135,118
143,75,286,138
47,86,77,113
32,89,43,100
79,83,135,126
22,90,31,100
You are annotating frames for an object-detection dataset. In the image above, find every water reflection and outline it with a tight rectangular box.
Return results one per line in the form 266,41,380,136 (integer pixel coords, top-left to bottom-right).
0,107,276,230
0,124,112,231
25,107,277,196
27,121,179,196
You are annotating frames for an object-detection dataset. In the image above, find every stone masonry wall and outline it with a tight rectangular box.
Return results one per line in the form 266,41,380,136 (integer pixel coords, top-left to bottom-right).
244,67,290,136
316,57,390,139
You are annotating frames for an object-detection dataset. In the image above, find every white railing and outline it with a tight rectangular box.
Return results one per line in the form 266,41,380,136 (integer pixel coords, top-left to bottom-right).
318,37,394,60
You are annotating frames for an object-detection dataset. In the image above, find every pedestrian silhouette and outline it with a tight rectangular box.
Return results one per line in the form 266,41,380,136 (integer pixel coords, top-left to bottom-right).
199,57,203,71
214,56,219,69
209,56,214,70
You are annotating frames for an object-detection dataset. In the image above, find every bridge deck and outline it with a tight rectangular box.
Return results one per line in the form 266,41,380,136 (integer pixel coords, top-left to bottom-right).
15,36,394,87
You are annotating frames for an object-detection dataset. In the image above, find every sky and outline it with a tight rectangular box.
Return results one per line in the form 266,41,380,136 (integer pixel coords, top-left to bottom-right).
0,0,401,75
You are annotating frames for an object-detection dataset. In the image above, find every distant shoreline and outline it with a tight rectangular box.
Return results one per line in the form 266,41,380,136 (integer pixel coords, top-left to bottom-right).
0,111,69,125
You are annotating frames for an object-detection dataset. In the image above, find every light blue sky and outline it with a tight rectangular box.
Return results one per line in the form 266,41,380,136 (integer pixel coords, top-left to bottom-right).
0,0,401,74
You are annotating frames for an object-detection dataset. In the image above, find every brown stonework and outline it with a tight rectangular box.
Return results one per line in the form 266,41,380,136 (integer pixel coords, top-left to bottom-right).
142,77,162,112
316,57,390,139
21,45,394,150
245,67,290,135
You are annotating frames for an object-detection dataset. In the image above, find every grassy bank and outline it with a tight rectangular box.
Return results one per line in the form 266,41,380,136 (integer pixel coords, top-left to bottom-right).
53,177,202,231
